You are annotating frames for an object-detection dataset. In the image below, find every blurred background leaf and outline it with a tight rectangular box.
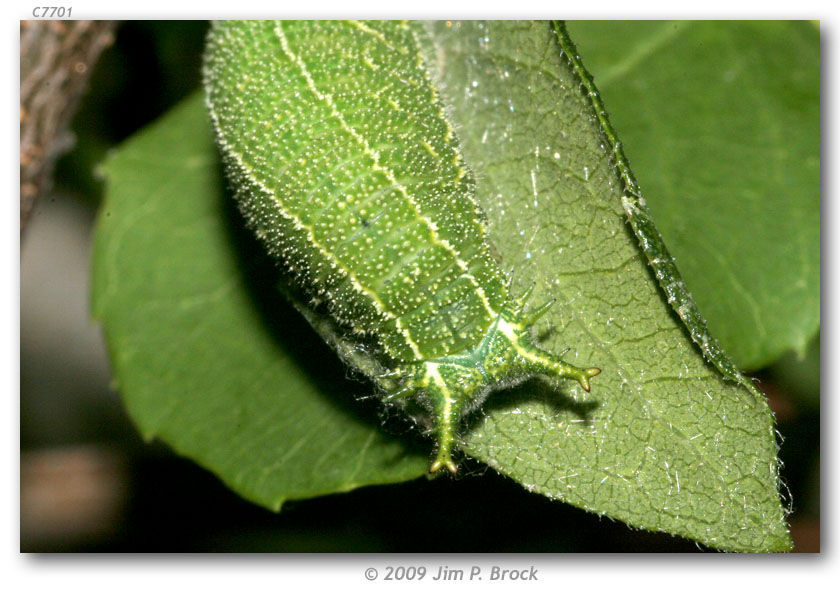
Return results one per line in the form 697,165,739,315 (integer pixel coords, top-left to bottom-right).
566,21,819,371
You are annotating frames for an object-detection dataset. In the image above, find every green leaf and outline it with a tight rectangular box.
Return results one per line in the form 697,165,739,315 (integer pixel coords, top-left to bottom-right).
565,20,820,370
422,20,790,552
92,20,791,551
91,94,430,509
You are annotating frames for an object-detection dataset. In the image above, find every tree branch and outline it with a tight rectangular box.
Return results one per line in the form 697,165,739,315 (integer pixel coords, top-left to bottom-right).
20,20,117,230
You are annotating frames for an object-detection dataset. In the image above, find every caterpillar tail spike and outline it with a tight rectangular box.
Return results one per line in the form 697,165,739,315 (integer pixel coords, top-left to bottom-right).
514,282,537,308
579,367,602,392
520,298,556,327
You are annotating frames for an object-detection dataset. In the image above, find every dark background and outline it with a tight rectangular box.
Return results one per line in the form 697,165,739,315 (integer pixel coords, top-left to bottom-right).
20,21,820,552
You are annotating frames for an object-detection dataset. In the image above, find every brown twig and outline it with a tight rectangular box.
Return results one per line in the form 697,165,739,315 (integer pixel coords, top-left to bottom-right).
20,20,117,231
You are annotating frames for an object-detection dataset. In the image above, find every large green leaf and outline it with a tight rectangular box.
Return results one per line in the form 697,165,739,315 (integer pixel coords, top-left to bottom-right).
423,20,788,552
92,21,791,551
566,20,820,370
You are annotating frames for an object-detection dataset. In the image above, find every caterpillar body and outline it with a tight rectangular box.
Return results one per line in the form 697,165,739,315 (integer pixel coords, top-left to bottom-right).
203,20,600,473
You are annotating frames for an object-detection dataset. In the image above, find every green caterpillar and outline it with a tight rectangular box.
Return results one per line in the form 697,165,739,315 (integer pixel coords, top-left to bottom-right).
203,20,600,473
